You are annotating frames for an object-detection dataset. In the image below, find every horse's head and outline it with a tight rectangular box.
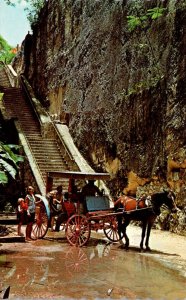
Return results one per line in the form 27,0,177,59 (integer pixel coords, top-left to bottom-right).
163,190,178,213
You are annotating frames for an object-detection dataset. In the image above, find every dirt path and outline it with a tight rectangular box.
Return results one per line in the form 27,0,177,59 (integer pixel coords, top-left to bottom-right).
125,225,186,259
119,225,186,279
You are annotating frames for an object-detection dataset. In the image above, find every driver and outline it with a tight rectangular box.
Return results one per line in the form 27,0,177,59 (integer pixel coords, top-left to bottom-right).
81,180,102,197
81,180,102,213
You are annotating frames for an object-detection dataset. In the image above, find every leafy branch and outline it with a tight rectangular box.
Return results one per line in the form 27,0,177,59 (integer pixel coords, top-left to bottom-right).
0,142,24,184
127,7,166,32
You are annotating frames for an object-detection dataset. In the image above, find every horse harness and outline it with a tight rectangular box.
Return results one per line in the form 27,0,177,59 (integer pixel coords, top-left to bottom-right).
117,195,157,214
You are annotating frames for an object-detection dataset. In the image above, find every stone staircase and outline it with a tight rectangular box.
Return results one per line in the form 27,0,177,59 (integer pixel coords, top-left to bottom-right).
1,65,111,199
0,65,11,88
0,79,77,192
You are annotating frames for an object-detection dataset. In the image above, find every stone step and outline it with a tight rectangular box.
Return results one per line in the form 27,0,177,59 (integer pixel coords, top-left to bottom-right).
30,143,59,148
35,159,66,164
28,138,56,143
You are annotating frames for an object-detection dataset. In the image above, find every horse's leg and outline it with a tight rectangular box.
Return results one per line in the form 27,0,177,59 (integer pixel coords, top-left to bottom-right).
117,214,123,239
120,218,130,250
145,217,155,251
145,224,152,251
140,221,147,251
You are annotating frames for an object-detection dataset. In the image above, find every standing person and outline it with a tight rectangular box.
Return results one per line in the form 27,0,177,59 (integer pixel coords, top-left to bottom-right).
47,185,64,231
56,185,63,204
48,190,62,231
17,198,28,236
25,186,36,241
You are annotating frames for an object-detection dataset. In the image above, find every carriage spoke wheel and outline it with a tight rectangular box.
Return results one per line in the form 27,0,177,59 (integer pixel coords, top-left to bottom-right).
66,214,91,247
31,204,49,240
103,216,123,242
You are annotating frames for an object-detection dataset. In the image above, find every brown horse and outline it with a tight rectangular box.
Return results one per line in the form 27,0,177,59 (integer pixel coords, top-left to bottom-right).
115,191,178,251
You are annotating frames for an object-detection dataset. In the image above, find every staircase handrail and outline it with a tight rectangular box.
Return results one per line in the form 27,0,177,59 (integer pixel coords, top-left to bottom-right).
19,74,74,162
14,121,46,194
19,74,44,131
6,65,18,87
0,61,18,87
50,121,75,162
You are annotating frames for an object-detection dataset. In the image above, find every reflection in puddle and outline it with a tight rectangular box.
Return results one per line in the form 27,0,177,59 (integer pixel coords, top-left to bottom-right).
64,247,89,280
0,240,185,299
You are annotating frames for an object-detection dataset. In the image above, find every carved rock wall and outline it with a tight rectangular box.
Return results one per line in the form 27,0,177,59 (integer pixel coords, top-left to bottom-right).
17,0,186,233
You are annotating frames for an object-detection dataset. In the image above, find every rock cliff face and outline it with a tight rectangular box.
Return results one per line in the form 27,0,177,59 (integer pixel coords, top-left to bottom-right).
15,0,185,234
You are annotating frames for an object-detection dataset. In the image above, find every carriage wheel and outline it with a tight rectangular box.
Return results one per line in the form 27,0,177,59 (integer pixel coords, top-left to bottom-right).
103,216,123,242
31,204,49,240
66,214,91,247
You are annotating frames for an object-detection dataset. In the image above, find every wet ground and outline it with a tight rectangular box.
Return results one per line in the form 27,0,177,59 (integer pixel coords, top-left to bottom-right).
0,226,186,299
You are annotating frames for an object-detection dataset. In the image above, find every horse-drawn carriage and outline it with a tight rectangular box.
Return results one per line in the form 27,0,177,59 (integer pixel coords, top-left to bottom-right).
32,171,178,250
32,171,123,246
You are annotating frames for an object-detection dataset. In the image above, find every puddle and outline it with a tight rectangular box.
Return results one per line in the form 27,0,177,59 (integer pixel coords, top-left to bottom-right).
0,237,185,299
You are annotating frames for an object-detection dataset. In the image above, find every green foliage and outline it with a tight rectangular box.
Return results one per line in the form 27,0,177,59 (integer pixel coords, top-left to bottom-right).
0,35,16,63
0,171,8,184
127,6,166,32
127,15,147,31
146,7,166,20
0,93,4,101
0,142,24,184
25,0,46,26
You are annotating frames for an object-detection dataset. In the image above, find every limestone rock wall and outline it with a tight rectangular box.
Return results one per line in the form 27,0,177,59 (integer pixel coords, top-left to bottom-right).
16,0,186,234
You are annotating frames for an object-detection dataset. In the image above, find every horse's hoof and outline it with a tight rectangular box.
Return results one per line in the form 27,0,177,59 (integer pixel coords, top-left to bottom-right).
120,244,129,251
145,247,151,252
124,245,129,251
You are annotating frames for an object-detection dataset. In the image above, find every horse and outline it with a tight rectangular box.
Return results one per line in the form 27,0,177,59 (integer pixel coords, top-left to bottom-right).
115,190,178,251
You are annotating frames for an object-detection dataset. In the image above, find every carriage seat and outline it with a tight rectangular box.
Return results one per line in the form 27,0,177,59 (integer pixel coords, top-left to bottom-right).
86,196,111,212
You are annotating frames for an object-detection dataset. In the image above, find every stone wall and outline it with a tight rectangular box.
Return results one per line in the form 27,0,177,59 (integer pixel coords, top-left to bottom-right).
15,0,186,234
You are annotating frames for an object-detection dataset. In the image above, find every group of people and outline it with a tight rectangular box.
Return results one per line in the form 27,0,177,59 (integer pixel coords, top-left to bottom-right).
17,180,103,238
17,185,37,241
48,180,103,231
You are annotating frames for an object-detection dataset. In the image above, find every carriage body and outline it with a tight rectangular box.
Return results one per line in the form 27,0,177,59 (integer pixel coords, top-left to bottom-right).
32,171,123,246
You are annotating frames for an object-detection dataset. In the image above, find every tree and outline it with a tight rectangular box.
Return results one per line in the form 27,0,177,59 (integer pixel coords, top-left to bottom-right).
0,142,24,184
25,0,46,26
0,35,16,63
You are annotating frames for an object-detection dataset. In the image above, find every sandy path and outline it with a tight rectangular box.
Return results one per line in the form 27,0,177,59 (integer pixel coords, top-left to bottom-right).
126,225,186,260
